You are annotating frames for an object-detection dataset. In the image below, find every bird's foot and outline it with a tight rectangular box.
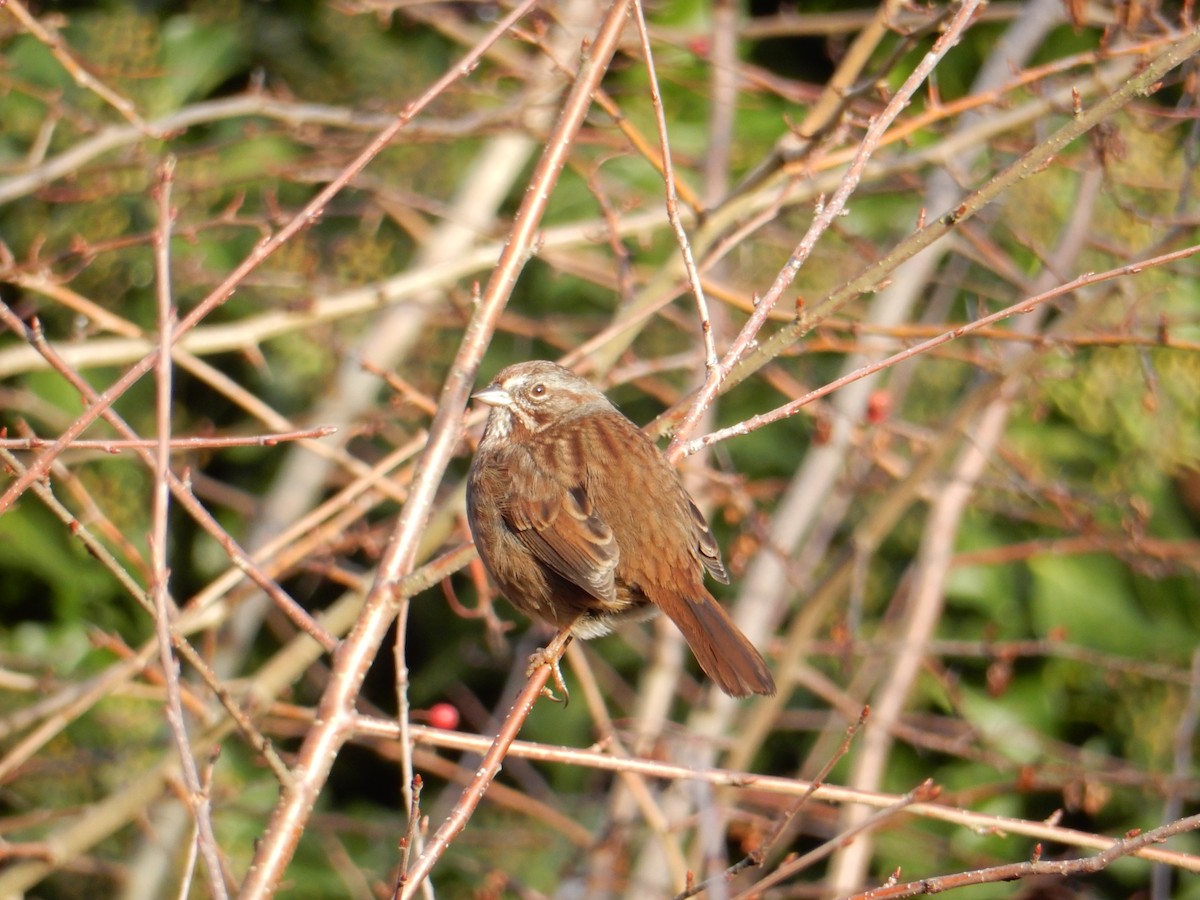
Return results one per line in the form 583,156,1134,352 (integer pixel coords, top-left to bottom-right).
527,629,574,705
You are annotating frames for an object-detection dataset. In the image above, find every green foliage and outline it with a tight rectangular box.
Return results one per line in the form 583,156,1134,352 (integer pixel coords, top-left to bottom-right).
1029,555,1155,654
156,17,247,112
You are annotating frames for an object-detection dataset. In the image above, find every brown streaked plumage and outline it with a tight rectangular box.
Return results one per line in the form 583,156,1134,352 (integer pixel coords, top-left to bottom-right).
465,360,775,698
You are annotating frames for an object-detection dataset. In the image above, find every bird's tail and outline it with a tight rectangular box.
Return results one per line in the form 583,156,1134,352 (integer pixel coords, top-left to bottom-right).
659,590,776,697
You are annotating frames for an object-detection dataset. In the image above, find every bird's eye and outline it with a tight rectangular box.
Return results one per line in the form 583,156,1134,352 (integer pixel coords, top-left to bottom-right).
530,383,547,398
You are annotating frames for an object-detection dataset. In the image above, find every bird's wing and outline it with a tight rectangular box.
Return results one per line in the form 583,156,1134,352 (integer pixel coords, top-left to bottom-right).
688,497,729,584
503,473,619,604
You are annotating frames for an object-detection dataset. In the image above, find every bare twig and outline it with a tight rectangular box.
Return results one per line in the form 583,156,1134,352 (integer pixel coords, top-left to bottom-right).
2,0,158,136
0,0,527,516
850,813,1200,899
148,157,229,899
668,0,987,455
729,25,1200,391
743,780,939,898
349,715,1200,874
631,0,719,371
238,2,630,894
0,427,337,451
397,666,553,898
677,708,872,899
683,242,1200,455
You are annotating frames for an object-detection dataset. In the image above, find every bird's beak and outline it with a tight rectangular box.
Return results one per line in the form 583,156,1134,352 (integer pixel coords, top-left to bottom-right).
471,384,513,407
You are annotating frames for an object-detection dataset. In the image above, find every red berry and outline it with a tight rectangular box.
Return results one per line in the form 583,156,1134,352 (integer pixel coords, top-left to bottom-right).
427,702,459,731
866,390,891,424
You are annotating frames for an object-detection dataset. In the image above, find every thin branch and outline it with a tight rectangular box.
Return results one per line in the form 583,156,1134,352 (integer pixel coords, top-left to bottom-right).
668,0,987,455
850,813,1200,899
237,0,616,893
743,780,939,898
2,0,158,136
148,156,229,899
683,242,1200,456
0,427,337,451
729,25,1200,391
0,301,342,651
631,0,719,371
350,715,1200,873
0,0,523,515
396,666,554,898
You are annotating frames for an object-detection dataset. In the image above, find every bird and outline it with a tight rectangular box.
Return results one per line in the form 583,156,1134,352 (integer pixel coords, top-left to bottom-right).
465,360,775,698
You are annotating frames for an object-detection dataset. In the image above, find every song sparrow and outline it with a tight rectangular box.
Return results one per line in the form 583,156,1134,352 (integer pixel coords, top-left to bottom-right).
466,360,775,698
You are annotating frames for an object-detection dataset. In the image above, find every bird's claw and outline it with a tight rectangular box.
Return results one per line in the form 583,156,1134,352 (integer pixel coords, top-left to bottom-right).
527,646,571,705
527,629,574,706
